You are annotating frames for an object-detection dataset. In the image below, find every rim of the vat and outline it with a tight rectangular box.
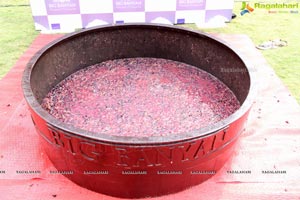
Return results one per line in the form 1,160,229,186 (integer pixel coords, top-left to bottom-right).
22,23,257,145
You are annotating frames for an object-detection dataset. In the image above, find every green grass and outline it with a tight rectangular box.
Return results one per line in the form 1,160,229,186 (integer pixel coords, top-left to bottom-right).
184,1,300,102
0,1,299,102
0,0,38,78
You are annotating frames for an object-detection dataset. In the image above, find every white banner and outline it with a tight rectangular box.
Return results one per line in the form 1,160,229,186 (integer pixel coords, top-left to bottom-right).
30,0,233,32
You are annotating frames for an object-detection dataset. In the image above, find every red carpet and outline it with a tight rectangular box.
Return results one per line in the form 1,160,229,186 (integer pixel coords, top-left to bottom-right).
0,33,300,199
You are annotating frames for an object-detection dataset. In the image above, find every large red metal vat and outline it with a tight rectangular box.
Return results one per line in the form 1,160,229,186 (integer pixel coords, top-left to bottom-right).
22,24,255,198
